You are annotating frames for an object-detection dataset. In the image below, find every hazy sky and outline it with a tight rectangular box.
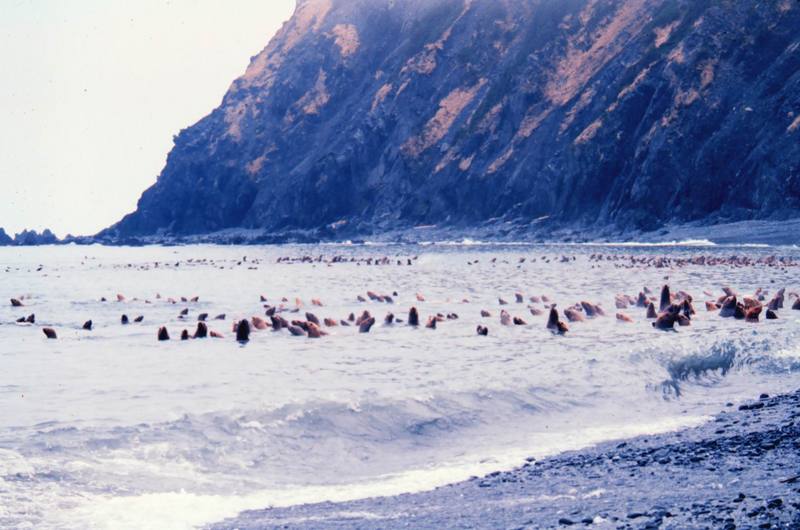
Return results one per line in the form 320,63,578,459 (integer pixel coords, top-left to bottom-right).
0,0,294,237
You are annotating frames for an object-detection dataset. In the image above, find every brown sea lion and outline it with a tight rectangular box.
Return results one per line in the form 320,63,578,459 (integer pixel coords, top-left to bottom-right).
515,293,524,303
265,306,276,317
500,310,512,326
476,325,489,336
340,320,350,326
498,298,508,306
42,328,57,339
580,302,599,318
385,313,395,325
745,306,762,322
197,313,208,322
408,307,420,327
305,312,320,326
480,310,491,318
194,322,208,339
324,318,338,327
355,311,372,326
158,327,170,341
541,295,551,303
646,303,658,319
767,288,785,310
616,313,634,323
180,308,189,316
564,308,584,322
121,315,129,325
793,298,800,311
181,329,190,340
260,295,268,302
348,312,356,322
529,307,544,316
215,314,226,321
766,309,779,320
83,320,93,330
556,321,569,334
307,322,323,338
547,307,559,330
311,299,323,307
416,293,426,302
10,298,23,307
513,317,527,325
705,301,719,311
134,316,144,323
288,325,306,336
25,314,34,324
722,287,736,297
659,285,671,312
425,316,437,329
530,296,542,304
615,296,628,309
636,292,648,308
719,296,738,318
117,294,126,302
652,313,677,330
359,317,376,333
676,314,691,327
251,317,268,330
190,296,199,303
210,330,224,339
734,303,746,320
357,295,367,302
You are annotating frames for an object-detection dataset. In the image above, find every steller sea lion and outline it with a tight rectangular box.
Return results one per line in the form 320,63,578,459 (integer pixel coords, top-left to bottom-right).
425,316,437,329
355,311,372,326
557,321,569,334
324,318,338,327
306,312,320,325
564,308,584,322
734,302,746,320
210,330,224,339
134,316,144,323
416,293,426,302
500,310,512,326
348,312,356,322
515,293,524,303
181,329,190,340
652,311,678,330
408,307,420,327
481,310,491,317
194,322,208,339
121,315,129,325
260,295,268,302
288,325,306,336
636,292,648,308
705,301,719,311
158,327,170,341
215,314,226,321
616,313,633,323
83,320,92,330
529,307,544,316
25,314,34,324
384,313,395,325
312,299,323,307
676,314,691,326
793,298,800,311
307,322,323,338
42,328,57,339
190,296,199,303
180,308,189,316
359,317,376,333
498,298,508,306
513,317,527,325
252,317,268,330
198,313,208,322
530,296,541,304
646,303,658,319
745,306,762,322
719,296,738,318
659,285,671,312
10,298,23,307
340,319,350,326
766,309,778,320
476,325,489,336
117,294,125,302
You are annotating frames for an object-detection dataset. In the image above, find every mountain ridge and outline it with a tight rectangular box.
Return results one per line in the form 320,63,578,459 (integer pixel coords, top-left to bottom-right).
98,0,800,242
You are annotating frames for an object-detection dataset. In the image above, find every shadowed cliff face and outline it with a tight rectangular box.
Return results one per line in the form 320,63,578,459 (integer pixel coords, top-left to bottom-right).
105,0,800,239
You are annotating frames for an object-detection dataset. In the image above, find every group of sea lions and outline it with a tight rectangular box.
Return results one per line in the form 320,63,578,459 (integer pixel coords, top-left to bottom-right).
8,280,798,342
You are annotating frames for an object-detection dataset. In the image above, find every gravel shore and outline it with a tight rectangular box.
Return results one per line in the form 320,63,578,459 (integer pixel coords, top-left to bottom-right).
210,390,800,529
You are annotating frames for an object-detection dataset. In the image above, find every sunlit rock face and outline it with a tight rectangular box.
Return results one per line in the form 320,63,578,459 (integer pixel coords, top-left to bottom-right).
103,0,800,239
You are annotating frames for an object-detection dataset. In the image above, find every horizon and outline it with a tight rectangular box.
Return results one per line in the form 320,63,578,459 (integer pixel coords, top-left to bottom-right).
0,0,294,238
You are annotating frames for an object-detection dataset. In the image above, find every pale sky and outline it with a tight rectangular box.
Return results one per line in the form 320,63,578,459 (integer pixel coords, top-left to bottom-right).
0,0,295,237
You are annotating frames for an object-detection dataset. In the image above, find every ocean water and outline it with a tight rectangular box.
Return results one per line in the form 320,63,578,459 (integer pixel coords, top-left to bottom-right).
1,243,799,529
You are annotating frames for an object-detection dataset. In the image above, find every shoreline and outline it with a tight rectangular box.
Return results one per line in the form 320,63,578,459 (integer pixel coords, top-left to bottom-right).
210,390,800,529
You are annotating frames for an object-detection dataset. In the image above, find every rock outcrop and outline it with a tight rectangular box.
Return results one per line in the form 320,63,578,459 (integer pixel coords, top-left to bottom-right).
101,0,800,241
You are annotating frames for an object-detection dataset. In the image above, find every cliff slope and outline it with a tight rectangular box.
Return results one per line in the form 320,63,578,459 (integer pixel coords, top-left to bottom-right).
103,0,800,240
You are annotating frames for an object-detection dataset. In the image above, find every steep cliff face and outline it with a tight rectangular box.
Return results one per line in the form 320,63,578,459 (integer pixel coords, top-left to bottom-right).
104,0,800,240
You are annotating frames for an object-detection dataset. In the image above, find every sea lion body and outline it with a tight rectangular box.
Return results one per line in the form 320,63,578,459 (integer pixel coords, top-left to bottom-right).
158,327,170,341
42,328,57,339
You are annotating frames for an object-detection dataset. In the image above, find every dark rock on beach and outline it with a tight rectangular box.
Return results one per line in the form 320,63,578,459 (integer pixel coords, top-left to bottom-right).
209,390,800,529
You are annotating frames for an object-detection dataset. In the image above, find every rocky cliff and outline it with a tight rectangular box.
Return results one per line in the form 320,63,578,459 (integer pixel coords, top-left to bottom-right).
102,0,800,241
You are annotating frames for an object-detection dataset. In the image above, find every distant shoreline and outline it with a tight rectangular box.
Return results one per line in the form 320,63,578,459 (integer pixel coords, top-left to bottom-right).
211,389,800,529
3,217,800,248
